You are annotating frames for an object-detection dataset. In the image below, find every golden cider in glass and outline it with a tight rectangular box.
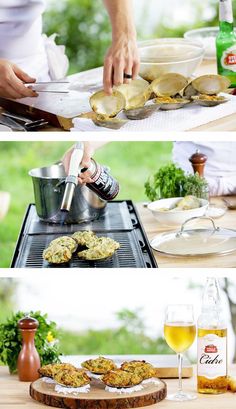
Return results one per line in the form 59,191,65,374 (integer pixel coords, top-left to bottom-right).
164,322,196,353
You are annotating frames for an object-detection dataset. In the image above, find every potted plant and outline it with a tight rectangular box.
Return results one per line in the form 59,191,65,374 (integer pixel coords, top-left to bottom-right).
0,311,61,374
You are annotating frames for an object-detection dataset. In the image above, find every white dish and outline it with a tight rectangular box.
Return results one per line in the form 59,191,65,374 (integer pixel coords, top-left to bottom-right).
148,197,209,227
0,124,13,132
138,38,204,81
184,27,236,60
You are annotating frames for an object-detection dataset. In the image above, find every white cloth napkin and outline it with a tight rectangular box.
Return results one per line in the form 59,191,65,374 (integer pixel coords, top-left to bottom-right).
71,93,236,132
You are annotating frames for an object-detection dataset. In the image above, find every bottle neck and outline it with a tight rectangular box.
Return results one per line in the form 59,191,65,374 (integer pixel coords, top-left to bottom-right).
219,20,234,32
198,278,226,329
202,278,221,309
219,0,234,27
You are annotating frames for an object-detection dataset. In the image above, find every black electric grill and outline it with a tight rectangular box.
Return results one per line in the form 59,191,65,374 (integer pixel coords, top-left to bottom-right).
11,200,158,268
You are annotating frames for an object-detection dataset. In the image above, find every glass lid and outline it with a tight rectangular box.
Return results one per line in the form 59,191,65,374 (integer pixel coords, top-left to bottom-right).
150,217,236,257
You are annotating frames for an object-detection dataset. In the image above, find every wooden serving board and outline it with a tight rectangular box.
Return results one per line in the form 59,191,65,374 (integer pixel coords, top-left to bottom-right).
30,378,167,409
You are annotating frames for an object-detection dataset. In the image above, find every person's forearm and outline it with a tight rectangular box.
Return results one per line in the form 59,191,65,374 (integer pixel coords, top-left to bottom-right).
102,0,139,93
103,0,136,41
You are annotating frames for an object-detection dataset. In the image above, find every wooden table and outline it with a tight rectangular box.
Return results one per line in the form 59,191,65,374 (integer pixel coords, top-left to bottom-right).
136,197,236,268
1,365,235,409
1,59,236,132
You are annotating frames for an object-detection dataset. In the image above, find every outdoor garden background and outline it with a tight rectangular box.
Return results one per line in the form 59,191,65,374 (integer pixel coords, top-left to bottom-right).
1,277,236,368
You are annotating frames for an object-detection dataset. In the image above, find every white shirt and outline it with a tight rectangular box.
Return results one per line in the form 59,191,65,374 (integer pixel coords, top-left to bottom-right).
0,1,49,80
173,142,236,196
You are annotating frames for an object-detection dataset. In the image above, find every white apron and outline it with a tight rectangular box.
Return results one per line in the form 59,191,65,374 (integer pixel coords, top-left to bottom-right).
0,0,68,81
173,142,236,196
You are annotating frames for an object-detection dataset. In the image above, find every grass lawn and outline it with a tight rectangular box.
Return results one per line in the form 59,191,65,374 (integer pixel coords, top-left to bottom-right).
0,141,173,267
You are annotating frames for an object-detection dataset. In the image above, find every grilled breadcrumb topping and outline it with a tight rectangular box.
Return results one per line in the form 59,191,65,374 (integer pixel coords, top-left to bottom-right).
102,369,143,387
121,360,157,380
81,356,117,374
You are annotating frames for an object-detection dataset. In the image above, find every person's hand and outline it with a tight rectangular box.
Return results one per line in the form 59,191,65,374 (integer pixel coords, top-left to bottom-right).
62,142,107,184
103,34,140,94
0,59,37,99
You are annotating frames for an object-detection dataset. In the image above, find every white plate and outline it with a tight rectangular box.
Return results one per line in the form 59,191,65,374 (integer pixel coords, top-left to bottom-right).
0,124,13,132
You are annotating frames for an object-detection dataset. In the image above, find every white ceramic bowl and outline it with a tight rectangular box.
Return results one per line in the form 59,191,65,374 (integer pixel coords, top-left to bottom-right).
184,27,236,60
138,38,204,81
184,27,218,60
148,197,209,227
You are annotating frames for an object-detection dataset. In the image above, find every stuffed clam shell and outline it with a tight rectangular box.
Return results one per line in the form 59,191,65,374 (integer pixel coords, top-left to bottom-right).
71,231,97,247
154,96,190,110
102,369,143,388
39,363,77,378
77,237,120,261
150,73,188,98
48,236,77,253
121,360,157,380
191,94,229,107
43,244,72,264
183,74,230,107
54,369,91,388
81,356,117,374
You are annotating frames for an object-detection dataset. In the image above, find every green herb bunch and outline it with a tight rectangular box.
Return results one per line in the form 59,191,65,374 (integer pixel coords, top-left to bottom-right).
145,163,208,201
0,311,61,374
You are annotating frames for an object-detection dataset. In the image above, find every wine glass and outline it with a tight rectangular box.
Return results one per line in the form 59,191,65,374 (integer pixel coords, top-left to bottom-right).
164,304,196,401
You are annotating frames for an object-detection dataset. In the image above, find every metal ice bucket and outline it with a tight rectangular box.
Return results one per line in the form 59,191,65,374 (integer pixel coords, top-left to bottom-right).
29,163,107,223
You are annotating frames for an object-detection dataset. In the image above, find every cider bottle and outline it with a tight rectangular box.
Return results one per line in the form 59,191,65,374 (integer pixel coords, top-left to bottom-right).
216,0,236,87
197,278,228,394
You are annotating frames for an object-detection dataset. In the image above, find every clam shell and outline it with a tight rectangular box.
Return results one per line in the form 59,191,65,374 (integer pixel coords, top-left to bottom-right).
90,90,126,117
92,116,128,130
115,79,151,110
124,102,160,120
150,73,188,97
183,83,199,98
155,97,190,110
191,75,231,95
191,95,229,107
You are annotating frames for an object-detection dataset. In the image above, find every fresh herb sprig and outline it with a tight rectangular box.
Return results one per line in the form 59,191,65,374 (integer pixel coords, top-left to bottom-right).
0,311,61,374
145,163,208,201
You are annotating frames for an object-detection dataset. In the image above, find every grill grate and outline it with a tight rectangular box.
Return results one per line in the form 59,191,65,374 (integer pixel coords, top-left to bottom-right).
11,201,157,269
25,202,133,234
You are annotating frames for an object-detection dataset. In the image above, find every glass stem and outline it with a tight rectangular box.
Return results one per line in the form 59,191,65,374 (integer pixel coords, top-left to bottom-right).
178,353,183,394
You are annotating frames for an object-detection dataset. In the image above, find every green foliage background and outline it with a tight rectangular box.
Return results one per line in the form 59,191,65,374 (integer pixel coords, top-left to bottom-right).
43,0,236,74
43,0,111,74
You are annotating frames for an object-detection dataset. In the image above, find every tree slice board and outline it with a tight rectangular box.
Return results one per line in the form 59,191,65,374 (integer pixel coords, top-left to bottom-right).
30,378,167,409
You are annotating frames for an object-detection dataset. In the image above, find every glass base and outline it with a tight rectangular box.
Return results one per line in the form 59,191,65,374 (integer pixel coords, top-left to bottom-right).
166,391,197,402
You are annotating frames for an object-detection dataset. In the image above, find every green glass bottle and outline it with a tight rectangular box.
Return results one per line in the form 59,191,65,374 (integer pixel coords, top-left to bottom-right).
216,0,236,87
